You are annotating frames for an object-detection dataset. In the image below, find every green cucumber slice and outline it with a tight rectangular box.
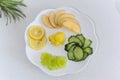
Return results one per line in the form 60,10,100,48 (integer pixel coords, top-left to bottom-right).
68,44,76,52
83,39,92,48
76,34,85,46
67,51,75,60
82,52,88,60
65,42,76,51
84,47,93,55
73,47,83,61
67,45,76,60
68,36,82,47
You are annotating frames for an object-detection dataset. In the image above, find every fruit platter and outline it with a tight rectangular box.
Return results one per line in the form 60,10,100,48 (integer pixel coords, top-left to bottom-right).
24,7,98,76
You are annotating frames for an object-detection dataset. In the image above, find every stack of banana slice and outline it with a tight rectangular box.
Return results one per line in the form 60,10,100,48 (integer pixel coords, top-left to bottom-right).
28,26,47,50
42,10,81,34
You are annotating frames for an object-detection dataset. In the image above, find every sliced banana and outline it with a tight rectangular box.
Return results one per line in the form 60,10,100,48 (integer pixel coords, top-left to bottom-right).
57,13,75,25
58,17,79,26
42,15,53,28
63,21,81,34
49,11,60,28
55,10,66,24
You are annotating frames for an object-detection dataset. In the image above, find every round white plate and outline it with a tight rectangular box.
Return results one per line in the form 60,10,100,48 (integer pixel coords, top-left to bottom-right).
24,7,99,76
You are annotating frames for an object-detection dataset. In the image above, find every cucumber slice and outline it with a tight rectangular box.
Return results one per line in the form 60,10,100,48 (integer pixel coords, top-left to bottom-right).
67,51,75,60
84,47,93,55
65,42,76,51
76,34,85,46
67,45,76,60
82,52,88,60
83,39,92,48
73,47,83,61
68,44,76,52
68,36,82,47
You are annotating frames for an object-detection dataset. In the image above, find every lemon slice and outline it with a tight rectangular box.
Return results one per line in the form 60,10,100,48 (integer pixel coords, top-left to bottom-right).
29,37,47,50
28,26,45,40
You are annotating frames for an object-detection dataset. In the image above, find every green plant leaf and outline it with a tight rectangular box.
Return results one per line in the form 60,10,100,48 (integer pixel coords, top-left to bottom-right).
0,0,27,25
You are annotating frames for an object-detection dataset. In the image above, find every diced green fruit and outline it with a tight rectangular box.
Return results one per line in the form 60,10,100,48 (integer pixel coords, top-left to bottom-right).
41,53,66,70
41,53,52,66
56,56,67,68
48,57,58,70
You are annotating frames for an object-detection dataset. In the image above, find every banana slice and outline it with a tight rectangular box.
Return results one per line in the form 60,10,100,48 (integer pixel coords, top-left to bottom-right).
55,10,66,24
58,17,79,26
49,11,60,28
57,13,75,25
42,15,53,28
63,21,81,34
29,37,47,50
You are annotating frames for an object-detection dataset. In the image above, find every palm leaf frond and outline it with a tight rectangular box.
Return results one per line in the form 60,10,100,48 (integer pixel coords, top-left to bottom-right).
0,0,27,25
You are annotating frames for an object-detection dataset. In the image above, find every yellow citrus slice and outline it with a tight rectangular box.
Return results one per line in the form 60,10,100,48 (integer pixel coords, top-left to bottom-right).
29,37,47,50
28,26,45,40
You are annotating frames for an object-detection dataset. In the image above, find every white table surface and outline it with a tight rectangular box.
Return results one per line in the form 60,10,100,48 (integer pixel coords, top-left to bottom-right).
0,0,120,80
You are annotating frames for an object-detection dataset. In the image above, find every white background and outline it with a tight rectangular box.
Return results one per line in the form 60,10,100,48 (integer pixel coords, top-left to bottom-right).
0,0,120,80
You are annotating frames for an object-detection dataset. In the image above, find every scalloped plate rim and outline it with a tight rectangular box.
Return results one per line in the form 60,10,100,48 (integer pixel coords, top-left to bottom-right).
24,7,99,76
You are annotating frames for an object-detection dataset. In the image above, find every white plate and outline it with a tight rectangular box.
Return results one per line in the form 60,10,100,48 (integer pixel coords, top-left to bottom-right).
24,7,99,76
